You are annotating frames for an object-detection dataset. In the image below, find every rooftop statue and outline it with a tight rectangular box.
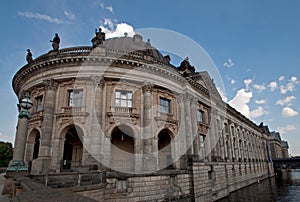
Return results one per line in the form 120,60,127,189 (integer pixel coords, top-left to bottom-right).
26,49,33,64
91,28,106,48
50,33,60,51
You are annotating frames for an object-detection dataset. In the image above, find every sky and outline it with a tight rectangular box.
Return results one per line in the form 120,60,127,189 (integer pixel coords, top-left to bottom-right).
0,0,299,155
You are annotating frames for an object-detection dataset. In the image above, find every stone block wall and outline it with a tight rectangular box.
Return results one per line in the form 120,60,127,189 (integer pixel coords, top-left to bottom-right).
192,161,272,201
77,172,192,201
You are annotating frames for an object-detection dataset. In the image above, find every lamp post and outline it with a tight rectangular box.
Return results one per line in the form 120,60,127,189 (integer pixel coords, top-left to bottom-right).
7,93,33,173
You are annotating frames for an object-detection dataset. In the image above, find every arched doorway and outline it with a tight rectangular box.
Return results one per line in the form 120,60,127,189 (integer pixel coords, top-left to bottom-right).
110,125,135,171
26,129,41,172
158,129,173,169
32,133,40,160
62,127,83,170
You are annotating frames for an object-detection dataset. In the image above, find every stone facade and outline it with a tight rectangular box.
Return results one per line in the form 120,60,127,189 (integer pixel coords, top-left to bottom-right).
270,131,289,159
10,32,280,201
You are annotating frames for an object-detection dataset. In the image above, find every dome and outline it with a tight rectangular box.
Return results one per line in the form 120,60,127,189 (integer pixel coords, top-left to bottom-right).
102,34,169,64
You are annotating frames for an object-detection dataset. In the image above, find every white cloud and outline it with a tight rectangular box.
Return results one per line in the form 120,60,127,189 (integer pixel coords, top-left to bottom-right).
250,106,266,118
18,11,68,24
101,23,135,39
280,76,299,94
268,81,277,92
277,125,297,134
103,18,114,30
231,79,236,84
290,76,297,82
0,132,14,144
276,96,296,106
279,75,285,82
244,79,252,90
253,84,266,92
228,89,252,118
281,107,298,118
255,99,267,104
64,11,75,20
217,87,228,102
223,58,234,68
106,5,114,13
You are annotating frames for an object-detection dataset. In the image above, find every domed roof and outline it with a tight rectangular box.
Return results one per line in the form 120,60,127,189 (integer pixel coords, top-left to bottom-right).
102,33,169,64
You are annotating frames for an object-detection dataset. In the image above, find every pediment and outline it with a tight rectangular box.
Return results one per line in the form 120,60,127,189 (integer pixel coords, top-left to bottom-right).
188,71,222,101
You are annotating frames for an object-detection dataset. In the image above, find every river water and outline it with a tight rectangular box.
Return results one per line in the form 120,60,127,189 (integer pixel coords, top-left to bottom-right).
218,169,300,202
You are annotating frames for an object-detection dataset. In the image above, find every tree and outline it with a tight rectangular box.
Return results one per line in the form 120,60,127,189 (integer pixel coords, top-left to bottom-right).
0,141,13,167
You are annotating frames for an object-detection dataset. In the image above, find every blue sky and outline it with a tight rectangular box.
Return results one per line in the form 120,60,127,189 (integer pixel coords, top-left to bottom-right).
0,0,299,155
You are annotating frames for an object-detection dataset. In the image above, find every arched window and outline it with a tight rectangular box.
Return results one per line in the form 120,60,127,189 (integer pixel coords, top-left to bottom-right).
158,129,173,169
62,127,83,170
110,125,135,171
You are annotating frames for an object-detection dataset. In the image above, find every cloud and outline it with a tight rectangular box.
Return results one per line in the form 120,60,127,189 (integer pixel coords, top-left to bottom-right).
228,88,252,117
103,18,114,30
101,22,135,39
250,106,267,118
217,87,228,102
231,79,236,84
0,132,14,144
18,11,69,24
268,81,277,92
106,5,114,13
280,76,299,94
253,84,266,92
255,99,267,104
64,11,75,20
276,96,296,106
277,125,296,134
279,75,285,82
244,79,252,90
281,107,298,118
223,58,234,68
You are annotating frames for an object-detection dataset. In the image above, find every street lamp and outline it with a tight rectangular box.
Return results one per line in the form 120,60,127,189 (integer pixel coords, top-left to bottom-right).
7,93,33,173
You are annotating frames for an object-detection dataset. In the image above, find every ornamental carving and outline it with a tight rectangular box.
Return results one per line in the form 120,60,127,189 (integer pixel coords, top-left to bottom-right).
142,82,154,93
92,76,105,89
43,79,58,91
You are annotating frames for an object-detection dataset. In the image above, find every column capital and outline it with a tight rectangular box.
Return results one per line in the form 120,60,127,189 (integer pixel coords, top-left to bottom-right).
92,76,105,89
183,92,193,101
142,82,154,93
43,79,58,91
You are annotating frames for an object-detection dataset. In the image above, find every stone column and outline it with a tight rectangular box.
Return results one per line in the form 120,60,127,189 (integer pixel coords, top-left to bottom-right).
33,79,57,173
227,121,233,162
142,83,154,171
191,97,200,157
184,93,193,155
7,94,33,173
85,77,105,166
209,108,218,161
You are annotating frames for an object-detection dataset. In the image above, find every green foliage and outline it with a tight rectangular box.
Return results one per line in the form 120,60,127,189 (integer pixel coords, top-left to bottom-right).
0,141,13,167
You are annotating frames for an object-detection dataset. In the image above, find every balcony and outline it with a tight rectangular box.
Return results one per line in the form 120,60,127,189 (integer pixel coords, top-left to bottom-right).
29,110,44,123
154,112,178,126
57,106,88,118
198,122,209,135
107,107,139,119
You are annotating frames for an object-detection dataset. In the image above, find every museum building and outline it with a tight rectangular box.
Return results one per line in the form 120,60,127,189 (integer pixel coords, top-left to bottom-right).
9,29,282,201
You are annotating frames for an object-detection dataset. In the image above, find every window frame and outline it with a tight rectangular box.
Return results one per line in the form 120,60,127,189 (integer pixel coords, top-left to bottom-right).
159,97,171,114
114,90,133,108
68,89,83,107
35,95,43,112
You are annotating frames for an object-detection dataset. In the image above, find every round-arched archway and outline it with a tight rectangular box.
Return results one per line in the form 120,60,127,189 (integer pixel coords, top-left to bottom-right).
62,126,83,170
110,125,135,171
158,129,173,169
26,129,41,163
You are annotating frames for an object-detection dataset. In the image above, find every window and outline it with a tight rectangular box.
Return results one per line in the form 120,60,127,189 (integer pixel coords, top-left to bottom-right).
160,97,170,113
68,89,83,107
115,90,132,107
35,95,43,112
197,110,203,122
117,179,127,190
